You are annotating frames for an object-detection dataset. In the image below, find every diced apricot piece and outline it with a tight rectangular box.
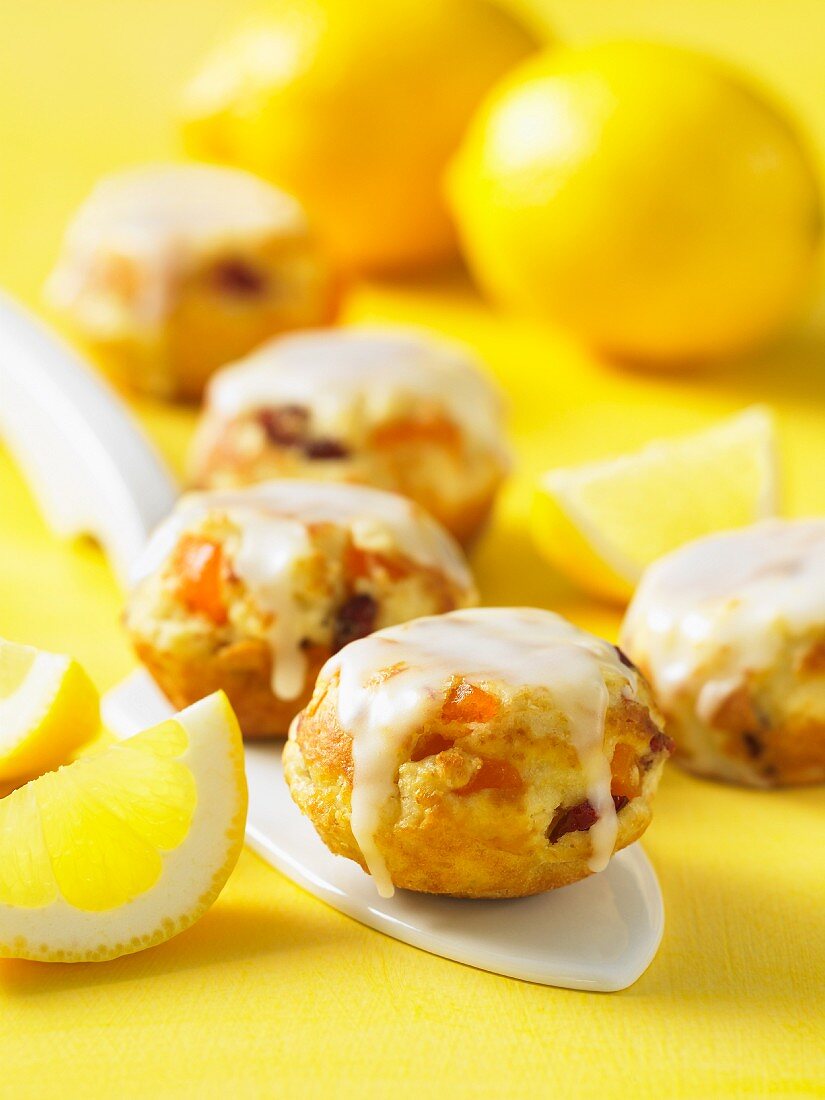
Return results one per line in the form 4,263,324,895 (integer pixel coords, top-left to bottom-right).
457,757,523,796
410,733,454,762
174,535,227,625
611,741,641,800
344,541,409,583
370,416,461,450
441,680,500,724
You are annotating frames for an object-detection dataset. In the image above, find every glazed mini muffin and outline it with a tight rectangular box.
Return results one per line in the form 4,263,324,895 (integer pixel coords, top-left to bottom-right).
621,518,825,787
188,327,510,543
284,607,671,898
46,164,337,399
125,481,476,737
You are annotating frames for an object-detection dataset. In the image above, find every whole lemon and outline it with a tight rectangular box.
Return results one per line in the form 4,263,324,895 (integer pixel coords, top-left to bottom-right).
449,42,822,365
182,0,538,275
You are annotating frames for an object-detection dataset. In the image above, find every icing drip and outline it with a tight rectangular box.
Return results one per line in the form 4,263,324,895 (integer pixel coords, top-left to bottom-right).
621,518,825,714
204,327,508,455
132,481,475,701
231,513,312,700
325,607,637,897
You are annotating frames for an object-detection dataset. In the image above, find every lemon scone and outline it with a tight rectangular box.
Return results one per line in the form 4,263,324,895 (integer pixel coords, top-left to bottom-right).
46,164,337,399
188,327,509,544
125,482,477,738
284,607,671,898
621,519,825,787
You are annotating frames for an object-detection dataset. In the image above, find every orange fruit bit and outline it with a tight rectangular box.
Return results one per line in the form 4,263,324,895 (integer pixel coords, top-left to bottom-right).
458,757,523,796
611,741,641,801
174,535,228,625
410,733,454,762
441,680,500,724
344,541,409,583
370,416,461,450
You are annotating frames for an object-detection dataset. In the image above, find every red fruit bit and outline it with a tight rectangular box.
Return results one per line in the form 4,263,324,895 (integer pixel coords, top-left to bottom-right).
612,794,629,813
211,258,266,296
333,593,378,651
742,732,764,759
613,645,638,672
649,732,675,756
304,437,350,460
457,757,523,796
441,680,500,724
174,535,227,625
547,800,599,843
257,405,310,446
410,733,454,762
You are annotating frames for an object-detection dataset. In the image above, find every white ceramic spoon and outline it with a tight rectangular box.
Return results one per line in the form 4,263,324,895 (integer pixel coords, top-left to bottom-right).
1,293,665,990
0,292,177,585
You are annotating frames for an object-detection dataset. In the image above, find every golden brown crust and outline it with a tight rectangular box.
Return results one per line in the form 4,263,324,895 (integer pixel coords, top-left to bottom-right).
284,670,669,898
135,636,330,738
88,235,339,402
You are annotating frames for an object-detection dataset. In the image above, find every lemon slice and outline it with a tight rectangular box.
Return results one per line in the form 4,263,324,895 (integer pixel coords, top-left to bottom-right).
0,639,100,785
531,407,777,603
0,691,247,962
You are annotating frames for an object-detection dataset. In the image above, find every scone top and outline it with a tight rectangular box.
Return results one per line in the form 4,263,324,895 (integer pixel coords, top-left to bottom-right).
46,164,311,336
621,518,825,719
202,326,509,454
133,480,474,589
131,481,476,702
317,607,641,897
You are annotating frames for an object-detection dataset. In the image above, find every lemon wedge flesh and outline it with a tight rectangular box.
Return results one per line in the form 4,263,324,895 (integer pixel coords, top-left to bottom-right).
531,407,777,603
0,691,247,962
0,639,100,785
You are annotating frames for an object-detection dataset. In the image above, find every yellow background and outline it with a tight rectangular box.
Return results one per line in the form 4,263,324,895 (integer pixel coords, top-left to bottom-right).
1,2,824,1095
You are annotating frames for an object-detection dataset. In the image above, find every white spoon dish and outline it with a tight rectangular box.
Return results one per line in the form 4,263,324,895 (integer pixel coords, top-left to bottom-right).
1,292,665,991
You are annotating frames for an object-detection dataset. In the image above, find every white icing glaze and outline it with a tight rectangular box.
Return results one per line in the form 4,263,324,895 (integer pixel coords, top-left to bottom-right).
322,607,637,897
46,164,308,335
132,481,474,701
204,327,508,453
621,518,825,721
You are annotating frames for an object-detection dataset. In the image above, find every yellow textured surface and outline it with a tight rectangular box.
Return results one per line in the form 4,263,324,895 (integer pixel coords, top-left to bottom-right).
0,1,823,1095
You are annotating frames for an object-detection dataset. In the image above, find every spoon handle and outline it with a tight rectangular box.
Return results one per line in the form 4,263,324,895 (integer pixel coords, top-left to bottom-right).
0,292,177,586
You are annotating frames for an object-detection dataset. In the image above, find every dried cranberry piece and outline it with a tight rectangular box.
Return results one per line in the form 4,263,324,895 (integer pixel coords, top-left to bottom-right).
649,732,675,756
333,593,378,651
613,645,638,672
612,794,629,813
257,405,310,447
211,259,266,296
304,438,350,460
547,800,599,843
742,732,764,758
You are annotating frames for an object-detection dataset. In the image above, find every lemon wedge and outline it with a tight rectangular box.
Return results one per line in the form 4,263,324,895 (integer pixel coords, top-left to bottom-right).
0,639,100,785
531,407,778,603
0,691,247,962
